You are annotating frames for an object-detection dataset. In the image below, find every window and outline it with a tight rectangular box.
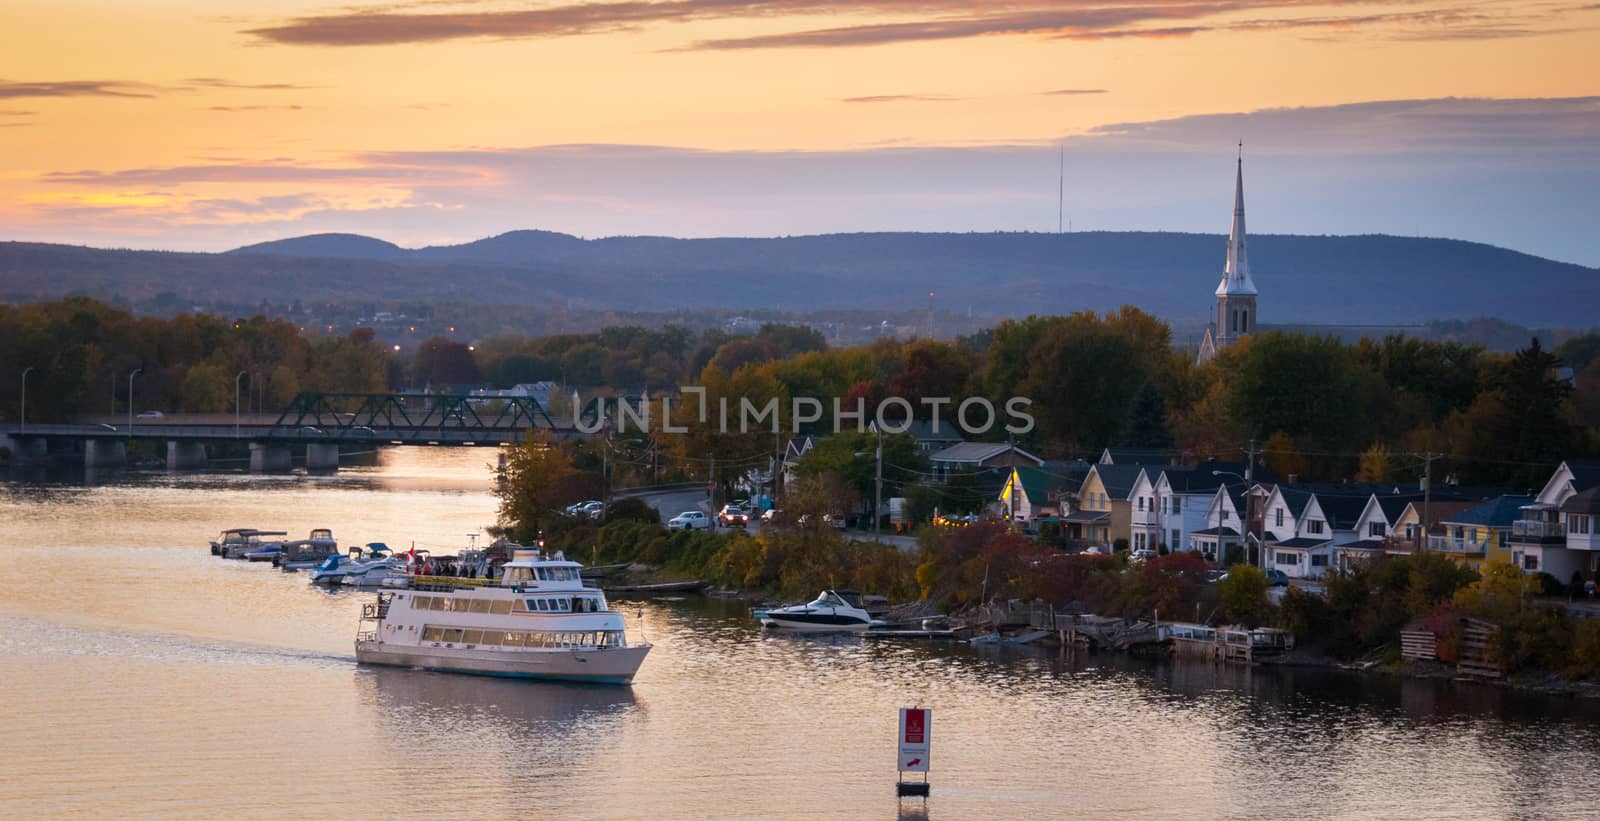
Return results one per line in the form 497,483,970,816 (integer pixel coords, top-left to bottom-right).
490,600,511,615
428,597,447,610
462,630,483,645
1524,554,1539,571
470,599,491,614
1172,498,1181,515
1138,497,1145,512
479,630,502,646
1369,522,1386,537
1275,552,1298,565
1306,520,1324,535
1311,555,1329,567
1172,529,1181,548
411,596,430,610
1275,508,1284,528
1572,515,1591,535
1221,509,1231,522
504,631,526,647
1405,524,1417,540
422,626,443,642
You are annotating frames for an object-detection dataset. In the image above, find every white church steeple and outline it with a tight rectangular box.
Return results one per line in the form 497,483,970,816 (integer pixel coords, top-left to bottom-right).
1198,144,1259,364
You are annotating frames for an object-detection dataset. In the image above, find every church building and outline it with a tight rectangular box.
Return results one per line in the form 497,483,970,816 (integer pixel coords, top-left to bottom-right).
1197,149,1258,365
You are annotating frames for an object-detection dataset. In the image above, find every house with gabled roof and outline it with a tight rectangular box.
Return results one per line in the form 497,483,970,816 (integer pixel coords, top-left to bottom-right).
997,461,1090,523
1429,495,1534,570
930,441,1042,481
1509,460,1600,579
1261,485,1337,578
1150,467,1235,556
1071,463,1144,549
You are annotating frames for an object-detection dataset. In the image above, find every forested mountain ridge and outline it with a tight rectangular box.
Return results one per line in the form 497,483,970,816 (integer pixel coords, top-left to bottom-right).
2,230,1594,326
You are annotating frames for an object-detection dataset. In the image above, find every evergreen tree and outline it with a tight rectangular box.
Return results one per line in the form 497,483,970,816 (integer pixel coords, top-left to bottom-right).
1496,337,1575,487
1122,382,1173,448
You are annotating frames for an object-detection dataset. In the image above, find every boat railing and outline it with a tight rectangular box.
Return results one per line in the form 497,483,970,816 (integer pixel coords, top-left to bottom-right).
410,575,497,591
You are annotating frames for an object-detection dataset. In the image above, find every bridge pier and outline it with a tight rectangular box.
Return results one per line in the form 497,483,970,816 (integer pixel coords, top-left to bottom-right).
166,440,207,471
249,442,293,473
1,435,48,463
84,439,128,469
305,443,340,473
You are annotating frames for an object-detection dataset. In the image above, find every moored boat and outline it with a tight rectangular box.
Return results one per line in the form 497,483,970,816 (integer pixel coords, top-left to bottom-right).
275,528,340,569
355,548,650,684
759,589,877,632
212,528,288,560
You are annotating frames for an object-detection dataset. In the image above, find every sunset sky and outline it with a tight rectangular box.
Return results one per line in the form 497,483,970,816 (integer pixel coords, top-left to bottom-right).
3,1,1598,264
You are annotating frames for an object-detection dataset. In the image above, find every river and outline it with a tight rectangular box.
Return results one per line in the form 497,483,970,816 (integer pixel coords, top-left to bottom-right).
3,448,1598,819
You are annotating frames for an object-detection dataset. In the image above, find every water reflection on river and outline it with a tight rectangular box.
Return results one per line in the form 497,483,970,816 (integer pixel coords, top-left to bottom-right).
3,449,1598,819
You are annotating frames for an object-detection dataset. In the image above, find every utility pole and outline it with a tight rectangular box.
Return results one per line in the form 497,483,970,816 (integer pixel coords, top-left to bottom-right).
20,366,33,433
874,426,884,541
709,452,716,528
1244,438,1258,482
1420,452,1439,551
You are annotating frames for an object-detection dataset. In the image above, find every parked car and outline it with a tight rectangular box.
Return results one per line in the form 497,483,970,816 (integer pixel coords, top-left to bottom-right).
565,500,600,515
822,513,848,531
1129,548,1157,564
580,501,605,519
95,423,117,431
1266,569,1290,587
667,511,711,531
350,425,377,436
718,504,749,527
1083,546,1109,556
136,410,163,419
761,508,784,525
298,425,321,433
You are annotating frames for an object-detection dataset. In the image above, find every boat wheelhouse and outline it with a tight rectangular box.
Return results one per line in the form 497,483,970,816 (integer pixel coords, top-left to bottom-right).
211,528,288,559
355,549,650,684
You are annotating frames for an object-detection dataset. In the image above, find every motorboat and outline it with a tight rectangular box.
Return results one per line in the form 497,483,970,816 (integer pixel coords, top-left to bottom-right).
308,545,393,586
354,548,651,684
276,529,342,570
758,589,877,632
211,529,288,560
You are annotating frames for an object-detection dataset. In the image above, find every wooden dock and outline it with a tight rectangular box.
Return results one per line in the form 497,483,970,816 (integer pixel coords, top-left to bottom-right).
1168,624,1293,663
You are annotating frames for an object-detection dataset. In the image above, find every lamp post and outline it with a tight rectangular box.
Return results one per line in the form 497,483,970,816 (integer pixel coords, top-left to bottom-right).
20,366,34,432
235,371,247,438
127,368,142,435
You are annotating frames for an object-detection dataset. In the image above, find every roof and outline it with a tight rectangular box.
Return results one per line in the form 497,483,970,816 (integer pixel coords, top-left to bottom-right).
1089,464,1145,499
1399,499,1477,528
1561,486,1600,515
1312,492,1372,530
1272,537,1331,549
1154,467,1228,494
872,418,965,444
1099,447,1175,465
1064,510,1110,523
1341,539,1388,551
1569,460,1600,493
1444,495,1535,529
1010,463,1090,503
931,441,1043,466
1192,526,1240,537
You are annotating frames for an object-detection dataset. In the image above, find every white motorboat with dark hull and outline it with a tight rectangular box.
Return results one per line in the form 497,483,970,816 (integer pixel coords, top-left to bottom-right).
355,548,650,684
759,590,876,632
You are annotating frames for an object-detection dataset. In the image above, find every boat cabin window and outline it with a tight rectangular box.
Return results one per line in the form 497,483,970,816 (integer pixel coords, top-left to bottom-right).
534,567,579,582
814,592,846,607
490,600,511,615
422,626,444,641
469,599,491,614
503,567,533,583
441,628,464,643
462,630,483,645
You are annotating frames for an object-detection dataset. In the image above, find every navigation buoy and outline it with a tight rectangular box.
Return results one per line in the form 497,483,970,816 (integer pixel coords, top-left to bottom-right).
895,706,931,797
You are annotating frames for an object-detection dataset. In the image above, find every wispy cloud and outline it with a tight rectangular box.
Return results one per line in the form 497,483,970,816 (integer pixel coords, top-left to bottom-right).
207,104,310,112
1042,88,1108,96
242,0,1593,50
184,77,322,90
840,94,960,104
0,79,161,99
43,162,481,187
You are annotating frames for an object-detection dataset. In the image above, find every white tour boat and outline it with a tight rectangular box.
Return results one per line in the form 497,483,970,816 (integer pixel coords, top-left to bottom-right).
758,589,877,632
355,549,650,684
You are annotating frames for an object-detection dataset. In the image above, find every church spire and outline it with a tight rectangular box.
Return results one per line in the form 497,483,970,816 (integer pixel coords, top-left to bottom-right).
1216,142,1257,296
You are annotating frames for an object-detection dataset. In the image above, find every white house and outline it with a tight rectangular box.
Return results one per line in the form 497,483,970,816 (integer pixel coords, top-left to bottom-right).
1152,468,1232,555
1261,486,1335,579
1193,486,1246,561
1509,460,1600,579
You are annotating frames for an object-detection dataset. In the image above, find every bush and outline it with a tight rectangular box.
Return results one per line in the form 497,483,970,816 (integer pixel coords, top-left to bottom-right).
1218,565,1269,625
1223,544,1245,567
606,497,662,525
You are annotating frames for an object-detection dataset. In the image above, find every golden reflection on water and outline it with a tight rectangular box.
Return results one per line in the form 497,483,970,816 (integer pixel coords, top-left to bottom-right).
3,448,1600,818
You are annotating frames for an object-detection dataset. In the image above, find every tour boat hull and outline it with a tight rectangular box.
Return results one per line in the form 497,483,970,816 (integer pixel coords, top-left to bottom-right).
355,641,650,685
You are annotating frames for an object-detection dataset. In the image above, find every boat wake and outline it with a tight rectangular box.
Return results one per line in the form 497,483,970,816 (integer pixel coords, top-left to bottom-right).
0,614,354,671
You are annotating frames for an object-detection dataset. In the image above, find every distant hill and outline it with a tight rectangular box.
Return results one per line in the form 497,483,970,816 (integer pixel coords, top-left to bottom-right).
229,232,407,260
2,230,1595,327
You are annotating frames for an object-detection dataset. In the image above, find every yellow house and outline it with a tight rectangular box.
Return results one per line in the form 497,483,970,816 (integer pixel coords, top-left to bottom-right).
1066,464,1143,548
1429,495,1533,570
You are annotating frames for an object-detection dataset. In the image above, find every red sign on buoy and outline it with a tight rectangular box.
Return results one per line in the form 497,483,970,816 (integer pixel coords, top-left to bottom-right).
898,707,930,772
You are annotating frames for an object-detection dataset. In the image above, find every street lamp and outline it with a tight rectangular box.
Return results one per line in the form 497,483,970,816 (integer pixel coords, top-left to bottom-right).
127,368,142,434
235,371,247,438
20,366,34,432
